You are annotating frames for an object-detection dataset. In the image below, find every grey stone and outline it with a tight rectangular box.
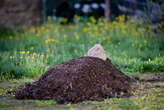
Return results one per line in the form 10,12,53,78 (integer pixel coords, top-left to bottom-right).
88,44,107,61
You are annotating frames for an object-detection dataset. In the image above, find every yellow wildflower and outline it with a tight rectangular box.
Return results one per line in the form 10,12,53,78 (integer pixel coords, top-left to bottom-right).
156,28,161,33
29,27,35,33
90,16,96,23
9,36,13,39
20,56,23,59
41,26,45,31
130,19,134,23
112,21,118,25
94,26,98,31
83,27,89,32
10,56,14,59
75,35,79,40
51,39,56,42
141,28,146,32
45,39,49,44
30,47,34,50
41,54,44,57
118,42,120,46
144,40,147,43
99,22,104,26
62,18,68,23
26,51,30,54
102,37,108,41
20,51,25,55
46,54,49,58
63,34,67,39
87,22,91,26
132,43,135,47
74,15,80,21
74,49,78,53
118,15,125,22
33,52,37,56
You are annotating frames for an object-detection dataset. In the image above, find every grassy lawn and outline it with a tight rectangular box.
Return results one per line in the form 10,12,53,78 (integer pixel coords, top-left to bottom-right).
0,74,164,110
0,15,164,79
0,15,164,109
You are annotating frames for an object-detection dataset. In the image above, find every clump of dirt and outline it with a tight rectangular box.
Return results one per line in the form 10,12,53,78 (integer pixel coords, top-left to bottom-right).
15,56,136,104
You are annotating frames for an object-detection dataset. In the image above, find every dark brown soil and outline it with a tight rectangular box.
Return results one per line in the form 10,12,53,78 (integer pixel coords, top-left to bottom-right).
15,56,136,104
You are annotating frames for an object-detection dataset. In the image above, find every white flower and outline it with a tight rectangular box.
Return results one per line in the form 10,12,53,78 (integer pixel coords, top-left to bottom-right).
74,3,80,9
91,3,99,9
100,3,106,9
82,4,91,13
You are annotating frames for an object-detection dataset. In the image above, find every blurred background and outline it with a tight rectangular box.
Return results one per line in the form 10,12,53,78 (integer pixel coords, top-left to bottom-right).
0,0,164,79
0,0,164,29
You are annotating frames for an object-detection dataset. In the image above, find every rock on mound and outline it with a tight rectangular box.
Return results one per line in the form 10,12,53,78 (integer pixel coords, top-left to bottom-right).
15,56,135,104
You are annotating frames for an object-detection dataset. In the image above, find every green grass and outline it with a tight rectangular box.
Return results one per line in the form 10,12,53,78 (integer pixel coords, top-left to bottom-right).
0,77,163,110
35,100,56,107
0,15,164,79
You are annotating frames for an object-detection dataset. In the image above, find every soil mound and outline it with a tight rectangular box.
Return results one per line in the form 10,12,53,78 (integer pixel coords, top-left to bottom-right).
15,56,136,104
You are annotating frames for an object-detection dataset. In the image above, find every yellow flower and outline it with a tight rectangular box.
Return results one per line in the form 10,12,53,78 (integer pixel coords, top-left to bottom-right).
134,32,139,36
45,38,57,44
20,56,23,59
99,22,104,26
30,47,34,50
63,34,67,39
87,22,91,26
118,15,125,22
9,36,13,39
75,35,79,40
156,28,161,33
74,49,78,53
26,51,30,54
46,54,49,58
45,39,49,44
41,26,45,31
51,39,56,42
102,37,108,41
130,19,134,23
141,28,146,32
132,43,135,47
68,25,75,29
118,42,120,46
144,40,147,43
29,27,35,33
112,21,118,25
10,56,14,59
62,18,68,23
74,15,80,21
90,16,96,23
41,54,44,57
83,27,89,32
20,51,25,55
139,44,142,48
94,26,98,31
33,52,37,56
